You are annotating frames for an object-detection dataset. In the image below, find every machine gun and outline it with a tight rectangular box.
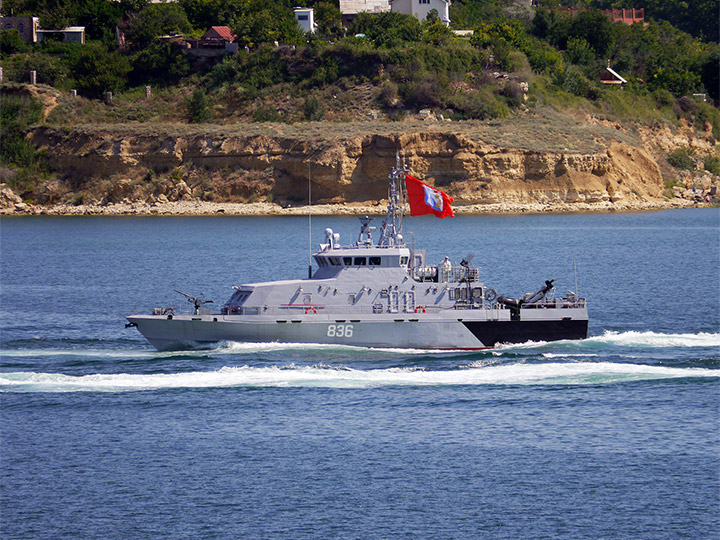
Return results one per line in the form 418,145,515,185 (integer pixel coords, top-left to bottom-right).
497,279,555,308
174,290,213,314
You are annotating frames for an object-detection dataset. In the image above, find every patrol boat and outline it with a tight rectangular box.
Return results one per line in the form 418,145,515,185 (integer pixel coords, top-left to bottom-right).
127,159,588,351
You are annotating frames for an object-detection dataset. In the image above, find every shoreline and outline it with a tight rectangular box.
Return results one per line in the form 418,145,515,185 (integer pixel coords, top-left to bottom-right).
1,198,711,217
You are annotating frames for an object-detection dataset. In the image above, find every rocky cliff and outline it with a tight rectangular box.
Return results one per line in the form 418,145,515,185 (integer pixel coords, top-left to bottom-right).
23,126,673,210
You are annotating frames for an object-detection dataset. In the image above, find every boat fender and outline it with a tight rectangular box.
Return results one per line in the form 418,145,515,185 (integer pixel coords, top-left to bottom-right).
484,289,498,302
415,306,426,313
305,307,317,314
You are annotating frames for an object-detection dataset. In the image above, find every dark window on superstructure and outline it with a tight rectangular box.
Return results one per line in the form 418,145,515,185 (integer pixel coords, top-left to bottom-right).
369,257,381,266
343,257,352,265
400,256,409,266
330,257,341,266
354,257,366,265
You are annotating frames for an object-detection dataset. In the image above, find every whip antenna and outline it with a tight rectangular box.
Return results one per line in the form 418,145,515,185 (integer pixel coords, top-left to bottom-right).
573,259,579,300
308,161,312,279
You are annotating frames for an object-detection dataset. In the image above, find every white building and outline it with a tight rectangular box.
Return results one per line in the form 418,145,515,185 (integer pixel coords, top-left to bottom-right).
390,0,450,25
294,8,316,34
37,26,85,44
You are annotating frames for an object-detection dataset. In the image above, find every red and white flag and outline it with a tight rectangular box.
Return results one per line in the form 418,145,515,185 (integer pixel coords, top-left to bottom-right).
404,174,454,218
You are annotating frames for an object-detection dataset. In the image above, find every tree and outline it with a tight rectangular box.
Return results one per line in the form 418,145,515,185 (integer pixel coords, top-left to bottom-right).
67,43,132,98
314,2,342,38
348,12,422,47
124,3,193,49
179,0,245,31
232,0,304,47
567,10,614,58
0,30,30,57
422,18,453,45
67,0,125,45
130,40,190,86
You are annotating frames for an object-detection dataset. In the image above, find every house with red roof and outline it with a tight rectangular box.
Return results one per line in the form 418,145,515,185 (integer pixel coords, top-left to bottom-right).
188,26,238,56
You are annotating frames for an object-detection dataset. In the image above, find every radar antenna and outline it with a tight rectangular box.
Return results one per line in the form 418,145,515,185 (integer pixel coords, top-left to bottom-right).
174,290,214,314
378,152,408,247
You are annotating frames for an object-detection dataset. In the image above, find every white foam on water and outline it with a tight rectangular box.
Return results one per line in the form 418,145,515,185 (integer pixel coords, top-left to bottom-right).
0,349,155,359
217,341,460,355
588,331,720,348
2,362,718,393
541,353,600,359
491,331,720,351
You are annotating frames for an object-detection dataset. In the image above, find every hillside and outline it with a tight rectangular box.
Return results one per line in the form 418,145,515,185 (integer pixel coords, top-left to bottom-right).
1,0,718,214
1,87,717,216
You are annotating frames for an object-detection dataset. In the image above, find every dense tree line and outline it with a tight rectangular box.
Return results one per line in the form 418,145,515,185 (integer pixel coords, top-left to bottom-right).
0,0,717,110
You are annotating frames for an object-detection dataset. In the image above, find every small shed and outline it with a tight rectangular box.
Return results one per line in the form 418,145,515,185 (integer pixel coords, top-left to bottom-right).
600,63,627,85
294,8,316,34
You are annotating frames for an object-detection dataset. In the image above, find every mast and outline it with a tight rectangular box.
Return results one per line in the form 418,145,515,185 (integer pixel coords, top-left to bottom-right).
378,153,408,247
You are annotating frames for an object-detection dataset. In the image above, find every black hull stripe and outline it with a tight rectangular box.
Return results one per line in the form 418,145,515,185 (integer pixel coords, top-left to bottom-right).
462,319,589,347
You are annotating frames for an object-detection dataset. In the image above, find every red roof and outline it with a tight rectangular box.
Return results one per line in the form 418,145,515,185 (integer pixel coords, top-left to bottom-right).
204,26,235,42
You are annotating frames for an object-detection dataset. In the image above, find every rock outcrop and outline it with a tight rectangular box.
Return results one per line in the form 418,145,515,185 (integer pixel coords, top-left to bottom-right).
27,127,670,208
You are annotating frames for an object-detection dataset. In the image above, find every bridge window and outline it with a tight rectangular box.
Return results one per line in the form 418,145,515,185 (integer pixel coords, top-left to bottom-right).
369,256,381,266
400,256,409,266
354,257,366,265
343,257,352,265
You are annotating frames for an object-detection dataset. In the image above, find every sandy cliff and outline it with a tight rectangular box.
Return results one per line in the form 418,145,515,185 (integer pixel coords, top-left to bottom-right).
23,127,671,210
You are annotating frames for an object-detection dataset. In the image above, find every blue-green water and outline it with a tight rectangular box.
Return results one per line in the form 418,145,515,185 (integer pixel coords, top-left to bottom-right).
1,209,719,539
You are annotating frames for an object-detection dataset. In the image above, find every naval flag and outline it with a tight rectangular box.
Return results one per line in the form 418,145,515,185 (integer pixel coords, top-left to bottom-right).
404,174,455,218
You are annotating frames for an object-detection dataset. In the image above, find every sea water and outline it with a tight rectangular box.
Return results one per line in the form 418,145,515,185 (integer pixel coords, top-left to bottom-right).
1,209,719,539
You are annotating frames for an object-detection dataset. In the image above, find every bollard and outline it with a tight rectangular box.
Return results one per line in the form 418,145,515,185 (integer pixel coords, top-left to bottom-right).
106,91,112,103
30,70,37,84
71,89,77,98
145,85,151,98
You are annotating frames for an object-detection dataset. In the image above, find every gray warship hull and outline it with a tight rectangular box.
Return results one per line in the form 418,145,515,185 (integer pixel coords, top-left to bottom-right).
128,159,589,351
128,309,589,351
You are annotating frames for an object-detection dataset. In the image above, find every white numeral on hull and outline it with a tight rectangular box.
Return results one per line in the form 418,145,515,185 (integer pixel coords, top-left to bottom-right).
327,324,353,338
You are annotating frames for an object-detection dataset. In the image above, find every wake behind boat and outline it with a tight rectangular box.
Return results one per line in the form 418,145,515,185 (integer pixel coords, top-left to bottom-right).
127,157,588,351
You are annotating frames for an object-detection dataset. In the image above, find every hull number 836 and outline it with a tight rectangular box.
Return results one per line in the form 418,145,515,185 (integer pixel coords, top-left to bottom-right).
327,324,353,338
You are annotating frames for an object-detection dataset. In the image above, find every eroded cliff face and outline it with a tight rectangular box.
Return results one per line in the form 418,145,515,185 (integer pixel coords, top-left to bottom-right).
29,127,665,206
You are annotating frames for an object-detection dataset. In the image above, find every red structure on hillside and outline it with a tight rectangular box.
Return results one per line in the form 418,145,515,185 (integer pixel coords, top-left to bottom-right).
602,8,644,24
546,7,645,25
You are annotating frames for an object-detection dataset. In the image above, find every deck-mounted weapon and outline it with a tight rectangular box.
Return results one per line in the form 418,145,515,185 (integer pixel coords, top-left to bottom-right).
174,290,214,314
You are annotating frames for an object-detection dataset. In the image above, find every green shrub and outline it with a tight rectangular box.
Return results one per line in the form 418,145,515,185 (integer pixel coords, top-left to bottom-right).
0,95,43,168
667,148,695,170
704,155,720,176
1,52,67,86
187,89,211,123
450,90,508,120
304,96,325,121
504,50,531,74
252,107,283,122
0,29,30,56
67,43,131,99
378,81,399,107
